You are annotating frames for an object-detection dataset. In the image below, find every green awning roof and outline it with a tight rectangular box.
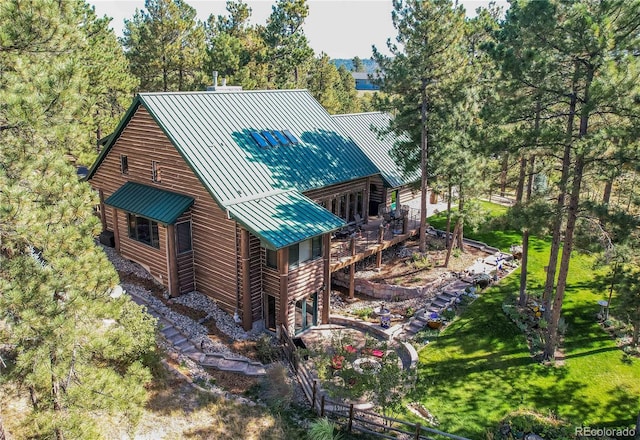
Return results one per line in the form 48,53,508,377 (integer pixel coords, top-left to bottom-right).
227,190,345,249
105,182,194,225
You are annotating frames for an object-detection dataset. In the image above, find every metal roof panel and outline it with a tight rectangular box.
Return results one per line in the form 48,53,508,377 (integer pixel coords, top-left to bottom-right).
105,182,194,225
333,112,420,188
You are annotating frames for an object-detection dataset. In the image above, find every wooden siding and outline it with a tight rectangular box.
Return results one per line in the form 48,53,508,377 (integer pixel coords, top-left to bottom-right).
115,209,168,284
399,185,418,205
90,106,239,315
304,178,368,204
367,175,385,216
239,226,264,323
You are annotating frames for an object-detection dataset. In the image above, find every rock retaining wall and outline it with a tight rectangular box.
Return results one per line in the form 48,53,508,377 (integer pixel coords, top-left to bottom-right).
332,271,447,300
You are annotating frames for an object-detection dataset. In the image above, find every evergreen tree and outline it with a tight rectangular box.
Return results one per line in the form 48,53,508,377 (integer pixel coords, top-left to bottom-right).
493,0,640,359
307,53,342,113
373,0,468,252
79,3,139,162
0,1,156,438
122,0,207,92
352,56,365,72
262,0,314,88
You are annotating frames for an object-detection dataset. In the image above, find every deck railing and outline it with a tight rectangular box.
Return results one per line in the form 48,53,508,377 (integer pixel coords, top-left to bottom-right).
330,207,422,263
279,325,471,440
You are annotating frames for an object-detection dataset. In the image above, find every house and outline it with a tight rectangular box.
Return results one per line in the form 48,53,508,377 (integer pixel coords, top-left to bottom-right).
87,89,420,337
333,112,420,216
351,72,380,91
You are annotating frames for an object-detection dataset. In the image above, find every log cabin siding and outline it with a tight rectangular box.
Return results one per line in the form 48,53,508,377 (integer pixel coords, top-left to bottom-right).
304,178,368,204
367,175,385,216
115,209,168,285
399,185,418,206
90,106,239,315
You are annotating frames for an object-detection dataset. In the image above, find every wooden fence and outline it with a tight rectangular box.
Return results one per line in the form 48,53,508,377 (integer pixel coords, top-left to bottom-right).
279,325,470,440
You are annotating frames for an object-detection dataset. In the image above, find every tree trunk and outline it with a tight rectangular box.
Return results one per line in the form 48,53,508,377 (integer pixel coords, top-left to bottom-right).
500,153,509,197
602,178,613,207
633,315,639,346
444,218,461,268
544,154,584,359
515,155,527,203
543,81,578,319
457,193,465,251
518,229,530,307
445,180,453,249
419,78,429,253
526,156,535,201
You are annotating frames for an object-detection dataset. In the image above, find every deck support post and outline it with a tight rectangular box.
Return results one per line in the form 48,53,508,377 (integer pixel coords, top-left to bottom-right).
349,237,356,299
278,247,289,333
376,224,384,269
322,233,331,324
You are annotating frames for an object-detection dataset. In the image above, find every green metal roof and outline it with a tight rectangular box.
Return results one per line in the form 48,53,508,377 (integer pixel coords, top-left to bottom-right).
137,89,379,204
227,190,345,249
333,112,420,188
105,182,194,225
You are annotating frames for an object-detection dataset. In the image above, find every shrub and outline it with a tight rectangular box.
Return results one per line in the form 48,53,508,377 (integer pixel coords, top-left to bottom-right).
261,364,293,412
308,417,343,440
353,307,373,320
255,334,280,364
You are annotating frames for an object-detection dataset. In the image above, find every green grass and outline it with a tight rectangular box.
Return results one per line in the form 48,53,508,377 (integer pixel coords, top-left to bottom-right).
409,203,640,438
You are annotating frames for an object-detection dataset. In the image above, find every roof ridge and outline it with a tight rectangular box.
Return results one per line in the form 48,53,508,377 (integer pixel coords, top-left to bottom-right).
333,111,386,117
138,89,309,97
225,188,296,206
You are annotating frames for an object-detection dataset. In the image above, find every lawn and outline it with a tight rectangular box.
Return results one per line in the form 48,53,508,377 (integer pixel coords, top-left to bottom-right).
408,203,640,438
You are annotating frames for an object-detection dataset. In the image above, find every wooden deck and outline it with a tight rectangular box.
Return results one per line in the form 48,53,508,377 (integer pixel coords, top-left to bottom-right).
330,213,421,273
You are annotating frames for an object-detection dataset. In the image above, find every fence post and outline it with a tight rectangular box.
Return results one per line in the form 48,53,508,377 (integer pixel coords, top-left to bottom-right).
312,380,317,411
415,423,421,440
348,404,354,432
320,395,325,417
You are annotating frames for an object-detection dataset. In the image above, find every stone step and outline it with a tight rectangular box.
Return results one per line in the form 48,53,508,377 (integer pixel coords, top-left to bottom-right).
170,336,188,346
244,364,266,376
176,339,196,353
408,320,424,333
439,291,458,300
161,327,180,339
431,299,448,308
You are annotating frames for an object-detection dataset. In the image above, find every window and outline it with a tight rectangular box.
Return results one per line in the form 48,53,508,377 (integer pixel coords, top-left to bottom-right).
288,237,322,269
266,248,277,269
312,236,322,259
288,243,300,269
283,129,299,144
250,131,269,148
127,214,159,248
261,131,279,147
273,130,290,145
120,155,128,174
176,221,192,253
152,161,161,182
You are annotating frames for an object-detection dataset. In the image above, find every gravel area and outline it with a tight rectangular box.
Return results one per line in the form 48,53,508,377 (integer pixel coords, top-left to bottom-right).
100,243,309,408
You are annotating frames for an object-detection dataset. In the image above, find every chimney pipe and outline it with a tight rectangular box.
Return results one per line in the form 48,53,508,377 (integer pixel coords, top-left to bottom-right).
213,70,218,88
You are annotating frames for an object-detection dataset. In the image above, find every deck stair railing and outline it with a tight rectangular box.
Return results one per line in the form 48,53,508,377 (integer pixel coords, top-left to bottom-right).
279,325,471,440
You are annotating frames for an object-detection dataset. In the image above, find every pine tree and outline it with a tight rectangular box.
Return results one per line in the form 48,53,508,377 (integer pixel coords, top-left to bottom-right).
262,0,314,88
122,0,207,92
0,1,156,438
373,0,469,252
493,0,640,360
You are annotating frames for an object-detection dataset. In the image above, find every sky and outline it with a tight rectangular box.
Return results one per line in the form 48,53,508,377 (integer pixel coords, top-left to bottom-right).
89,0,509,59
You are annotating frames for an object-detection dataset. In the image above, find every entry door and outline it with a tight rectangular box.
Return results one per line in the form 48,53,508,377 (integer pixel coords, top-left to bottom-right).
294,292,318,334
265,294,276,332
